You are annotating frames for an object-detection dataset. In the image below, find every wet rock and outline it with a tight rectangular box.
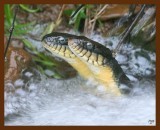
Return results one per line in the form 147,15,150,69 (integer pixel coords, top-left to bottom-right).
5,46,32,82
131,20,156,51
106,6,156,52
10,39,24,48
141,21,156,43
100,4,140,21
131,7,156,51
131,7,156,36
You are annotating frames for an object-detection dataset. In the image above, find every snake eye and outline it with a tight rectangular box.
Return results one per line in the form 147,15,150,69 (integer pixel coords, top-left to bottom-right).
86,42,94,50
54,36,68,45
46,37,53,42
57,36,65,41
87,42,92,46
43,37,53,44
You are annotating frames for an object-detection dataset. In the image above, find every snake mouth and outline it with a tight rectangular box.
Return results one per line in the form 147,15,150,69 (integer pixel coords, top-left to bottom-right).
42,35,76,58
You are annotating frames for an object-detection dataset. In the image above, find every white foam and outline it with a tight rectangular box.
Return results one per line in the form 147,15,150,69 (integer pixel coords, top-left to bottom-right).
5,33,156,126
24,72,33,77
14,79,24,87
5,76,155,126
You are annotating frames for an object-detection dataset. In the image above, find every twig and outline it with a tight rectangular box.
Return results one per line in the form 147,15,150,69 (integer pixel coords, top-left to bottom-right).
85,5,108,36
4,5,19,59
88,4,108,35
89,4,108,23
51,4,66,33
112,4,146,57
56,4,66,22
90,5,100,34
96,4,108,18
84,7,89,35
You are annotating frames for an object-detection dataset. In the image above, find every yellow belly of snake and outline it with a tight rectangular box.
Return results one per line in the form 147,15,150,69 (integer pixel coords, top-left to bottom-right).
42,32,130,95
42,40,93,79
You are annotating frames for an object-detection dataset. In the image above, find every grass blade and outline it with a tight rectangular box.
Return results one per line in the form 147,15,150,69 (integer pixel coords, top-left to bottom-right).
19,4,40,13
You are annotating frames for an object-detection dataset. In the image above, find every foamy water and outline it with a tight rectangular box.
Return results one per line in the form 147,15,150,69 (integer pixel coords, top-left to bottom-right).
5,33,156,126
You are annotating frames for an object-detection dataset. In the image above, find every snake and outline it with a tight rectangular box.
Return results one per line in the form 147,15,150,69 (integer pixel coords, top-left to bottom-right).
42,32,131,95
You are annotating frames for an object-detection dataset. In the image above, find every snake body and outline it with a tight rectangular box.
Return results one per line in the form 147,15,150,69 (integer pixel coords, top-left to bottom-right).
42,32,131,95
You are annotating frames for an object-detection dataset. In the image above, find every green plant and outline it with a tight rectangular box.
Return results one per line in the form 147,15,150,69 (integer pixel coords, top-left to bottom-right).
63,5,87,31
22,39,64,79
19,4,40,13
4,4,64,79
4,4,35,38
63,4,105,34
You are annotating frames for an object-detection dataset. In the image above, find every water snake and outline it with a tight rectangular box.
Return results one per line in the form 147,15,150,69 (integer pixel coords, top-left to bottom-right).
42,32,131,95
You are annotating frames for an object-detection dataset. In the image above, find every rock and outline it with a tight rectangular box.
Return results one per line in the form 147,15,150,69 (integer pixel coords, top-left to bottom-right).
100,4,140,21
131,7,156,36
105,6,156,52
131,7,156,51
103,4,141,37
5,46,32,82
10,39,24,48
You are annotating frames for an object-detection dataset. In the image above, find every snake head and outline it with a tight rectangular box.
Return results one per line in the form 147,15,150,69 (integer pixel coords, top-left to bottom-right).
68,38,113,66
68,38,130,88
42,33,76,59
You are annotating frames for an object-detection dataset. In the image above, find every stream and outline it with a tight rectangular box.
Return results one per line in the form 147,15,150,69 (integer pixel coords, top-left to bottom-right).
5,32,156,126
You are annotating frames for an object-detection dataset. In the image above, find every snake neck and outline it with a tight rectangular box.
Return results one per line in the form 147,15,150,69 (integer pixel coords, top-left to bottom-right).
65,58,94,80
87,64,122,95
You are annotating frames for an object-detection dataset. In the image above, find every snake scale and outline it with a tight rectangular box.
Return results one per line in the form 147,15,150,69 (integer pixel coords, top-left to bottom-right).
42,32,131,95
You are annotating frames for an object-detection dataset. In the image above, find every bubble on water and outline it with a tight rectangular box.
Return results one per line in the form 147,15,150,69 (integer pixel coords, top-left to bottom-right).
24,72,33,77
14,79,24,87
